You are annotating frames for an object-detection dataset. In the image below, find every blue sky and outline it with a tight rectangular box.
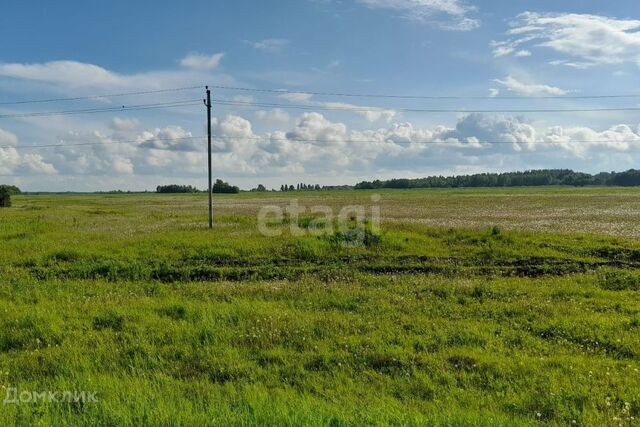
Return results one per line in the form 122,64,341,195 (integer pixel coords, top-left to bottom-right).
1,0,640,191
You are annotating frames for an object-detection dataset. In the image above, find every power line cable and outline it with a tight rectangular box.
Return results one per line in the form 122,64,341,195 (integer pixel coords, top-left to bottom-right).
207,84,640,100
3,90,639,122
0,86,203,106
0,136,205,150
1,83,639,111
4,97,636,121
209,135,640,145
213,99,640,114
0,100,202,119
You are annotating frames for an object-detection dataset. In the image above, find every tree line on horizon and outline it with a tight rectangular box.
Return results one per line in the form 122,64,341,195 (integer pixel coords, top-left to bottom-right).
156,169,640,193
156,179,239,194
280,183,323,192
354,169,640,190
8,169,638,196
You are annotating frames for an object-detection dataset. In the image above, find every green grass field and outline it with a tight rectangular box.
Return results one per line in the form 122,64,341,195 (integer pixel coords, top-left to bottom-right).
0,188,639,426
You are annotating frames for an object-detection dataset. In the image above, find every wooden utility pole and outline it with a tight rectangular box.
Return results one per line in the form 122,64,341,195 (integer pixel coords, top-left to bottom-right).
204,86,213,228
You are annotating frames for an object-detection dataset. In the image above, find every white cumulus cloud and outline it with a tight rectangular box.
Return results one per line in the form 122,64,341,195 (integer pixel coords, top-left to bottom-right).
256,108,291,124
322,102,397,123
277,92,397,123
0,58,232,95
179,52,225,71
0,61,124,88
0,128,19,146
356,0,479,31
493,75,568,96
110,117,141,132
4,113,640,190
250,39,291,53
278,92,314,102
493,12,640,66
0,129,57,175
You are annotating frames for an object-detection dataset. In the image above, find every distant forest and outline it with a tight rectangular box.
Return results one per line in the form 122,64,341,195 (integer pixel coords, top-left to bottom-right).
7,170,640,196
355,169,640,189
157,179,239,194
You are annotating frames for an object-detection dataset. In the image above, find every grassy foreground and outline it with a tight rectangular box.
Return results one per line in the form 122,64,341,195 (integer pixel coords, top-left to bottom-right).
0,188,639,426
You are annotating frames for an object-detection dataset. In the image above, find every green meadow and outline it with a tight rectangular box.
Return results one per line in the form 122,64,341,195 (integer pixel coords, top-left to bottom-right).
0,188,639,426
